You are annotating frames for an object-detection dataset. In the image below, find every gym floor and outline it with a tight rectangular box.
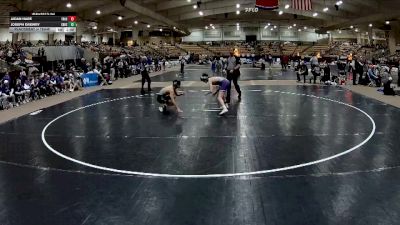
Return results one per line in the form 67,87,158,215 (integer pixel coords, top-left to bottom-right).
1,67,400,225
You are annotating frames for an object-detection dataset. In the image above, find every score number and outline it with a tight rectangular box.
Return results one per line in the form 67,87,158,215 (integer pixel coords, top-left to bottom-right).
61,16,77,22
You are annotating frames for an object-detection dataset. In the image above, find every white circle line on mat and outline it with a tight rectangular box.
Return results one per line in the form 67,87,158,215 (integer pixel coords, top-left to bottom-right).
41,90,376,178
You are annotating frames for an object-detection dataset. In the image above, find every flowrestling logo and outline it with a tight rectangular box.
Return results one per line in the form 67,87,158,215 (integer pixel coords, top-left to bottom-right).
245,8,259,13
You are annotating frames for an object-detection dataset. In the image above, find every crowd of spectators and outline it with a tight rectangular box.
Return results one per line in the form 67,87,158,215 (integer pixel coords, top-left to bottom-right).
0,65,82,110
0,43,179,110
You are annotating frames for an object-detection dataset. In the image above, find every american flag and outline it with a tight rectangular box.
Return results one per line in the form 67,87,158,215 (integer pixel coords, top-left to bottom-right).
292,0,313,10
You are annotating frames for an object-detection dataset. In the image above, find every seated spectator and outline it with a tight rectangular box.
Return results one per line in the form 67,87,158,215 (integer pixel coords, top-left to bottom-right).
37,74,48,98
54,73,65,93
30,77,40,100
383,77,396,96
1,70,10,83
19,68,27,84
49,74,57,95
22,79,32,102
368,65,382,87
1,80,16,107
14,79,26,104
297,61,308,83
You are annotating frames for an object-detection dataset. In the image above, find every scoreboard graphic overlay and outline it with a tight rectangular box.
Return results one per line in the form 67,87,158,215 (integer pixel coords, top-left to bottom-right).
9,12,77,33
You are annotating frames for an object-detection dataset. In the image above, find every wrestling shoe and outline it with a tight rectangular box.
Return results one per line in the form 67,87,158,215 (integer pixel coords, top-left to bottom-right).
220,104,229,109
219,108,228,115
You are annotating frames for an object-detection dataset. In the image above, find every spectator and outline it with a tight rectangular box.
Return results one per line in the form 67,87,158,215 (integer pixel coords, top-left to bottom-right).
14,79,26,104
321,61,331,83
310,54,319,68
311,63,321,84
180,57,185,74
355,57,364,85
368,65,382,87
22,79,32,102
1,80,16,107
297,61,308,83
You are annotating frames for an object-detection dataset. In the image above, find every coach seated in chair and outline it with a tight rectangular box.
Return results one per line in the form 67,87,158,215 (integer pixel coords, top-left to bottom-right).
297,61,308,83
383,77,396,96
368,65,382,87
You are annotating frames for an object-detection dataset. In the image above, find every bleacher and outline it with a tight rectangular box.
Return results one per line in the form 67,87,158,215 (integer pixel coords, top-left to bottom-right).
149,43,186,58
259,42,281,56
179,44,213,56
281,44,297,56
301,44,329,56
205,45,231,57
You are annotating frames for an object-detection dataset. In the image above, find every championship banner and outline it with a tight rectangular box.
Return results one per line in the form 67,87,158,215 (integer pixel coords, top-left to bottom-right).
256,0,279,10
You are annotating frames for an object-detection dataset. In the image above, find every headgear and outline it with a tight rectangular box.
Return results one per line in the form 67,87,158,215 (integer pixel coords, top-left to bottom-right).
173,80,181,88
200,73,209,83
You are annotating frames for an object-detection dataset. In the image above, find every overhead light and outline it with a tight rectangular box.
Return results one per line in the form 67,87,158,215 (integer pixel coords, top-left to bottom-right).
267,23,271,26
336,1,343,5
187,0,191,2
298,29,302,32
173,26,176,29
339,30,342,33
278,11,283,15
289,26,292,29
271,28,274,31
159,28,163,32
293,24,296,27
274,25,277,28
134,21,138,24
355,28,359,32
236,23,240,26
323,7,329,12
369,23,373,27
236,3,240,8
96,10,101,15
313,12,318,17
366,32,368,35
109,29,113,32
350,25,354,29
327,31,330,34
236,10,240,15
285,4,290,9
199,11,203,16
66,3,72,8
386,21,390,25
210,24,213,26
193,5,198,9
237,27,240,31
212,26,215,29
93,26,97,30
118,16,123,20
304,26,307,30
147,24,151,28
264,26,268,29
205,26,208,29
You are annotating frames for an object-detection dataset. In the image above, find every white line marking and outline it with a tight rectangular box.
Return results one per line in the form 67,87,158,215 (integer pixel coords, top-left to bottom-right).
41,91,376,179
203,109,221,112
29,110,43,115
1,158,400,179
248,90,262,92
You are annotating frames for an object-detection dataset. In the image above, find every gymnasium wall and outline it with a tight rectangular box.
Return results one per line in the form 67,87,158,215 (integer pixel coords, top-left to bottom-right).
0,28,12,42
183,27,328,42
